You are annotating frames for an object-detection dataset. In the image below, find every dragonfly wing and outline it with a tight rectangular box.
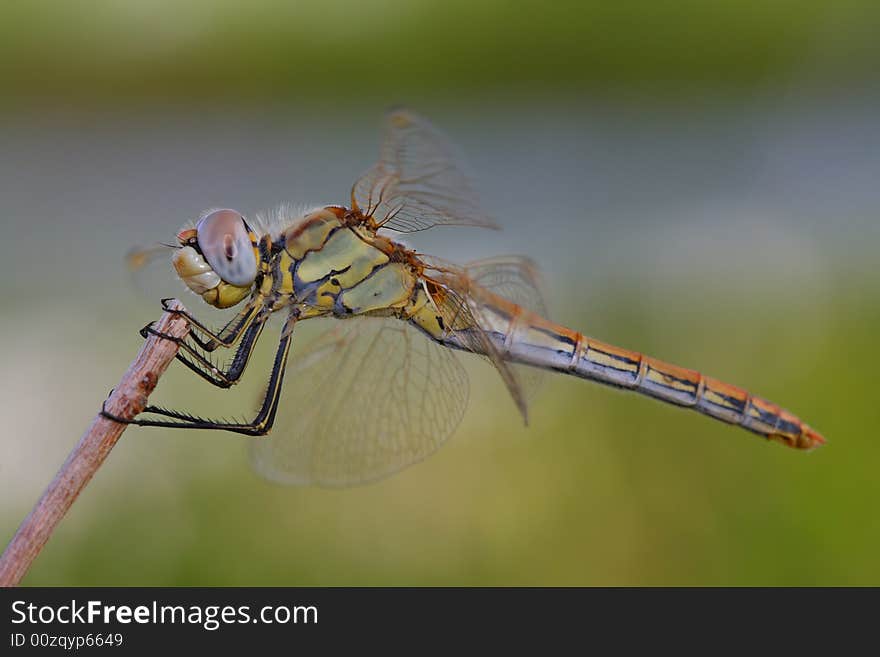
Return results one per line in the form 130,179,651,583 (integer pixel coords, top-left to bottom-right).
125,243,183,301
427,275,530,423
423,256,550,423
465,256,549,408
465,255,547,318
249,317,469,487
351,108,499,233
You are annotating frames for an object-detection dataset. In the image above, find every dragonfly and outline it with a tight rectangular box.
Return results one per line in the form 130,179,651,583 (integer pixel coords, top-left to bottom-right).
104,108,825,486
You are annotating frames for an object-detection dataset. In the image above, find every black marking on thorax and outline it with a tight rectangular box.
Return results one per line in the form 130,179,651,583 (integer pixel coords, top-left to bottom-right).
284,227,345,292
257,236,285,310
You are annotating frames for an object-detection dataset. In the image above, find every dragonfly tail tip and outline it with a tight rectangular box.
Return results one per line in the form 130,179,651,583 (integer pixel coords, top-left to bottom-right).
802,426,827,450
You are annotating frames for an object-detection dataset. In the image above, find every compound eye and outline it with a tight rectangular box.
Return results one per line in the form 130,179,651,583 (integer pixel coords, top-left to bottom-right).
196,209,257,286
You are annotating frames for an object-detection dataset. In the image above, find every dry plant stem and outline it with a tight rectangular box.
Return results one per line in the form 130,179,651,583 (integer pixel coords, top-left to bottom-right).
0,301,190,587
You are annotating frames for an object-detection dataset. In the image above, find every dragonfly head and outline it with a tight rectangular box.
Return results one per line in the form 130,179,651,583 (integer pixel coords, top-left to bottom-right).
172,209,259,309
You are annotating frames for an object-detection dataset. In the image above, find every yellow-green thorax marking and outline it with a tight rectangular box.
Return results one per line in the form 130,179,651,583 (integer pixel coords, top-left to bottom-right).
272,207,420,320
269,207,457,347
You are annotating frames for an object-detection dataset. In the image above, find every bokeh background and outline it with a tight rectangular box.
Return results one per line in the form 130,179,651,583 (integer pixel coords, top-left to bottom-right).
1,1,879,585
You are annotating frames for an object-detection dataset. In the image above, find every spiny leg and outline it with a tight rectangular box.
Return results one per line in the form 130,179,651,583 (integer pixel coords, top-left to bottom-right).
144,315,268,388
141,296,269,386
102,312,296,435
159,297,263,352
134,322,292,434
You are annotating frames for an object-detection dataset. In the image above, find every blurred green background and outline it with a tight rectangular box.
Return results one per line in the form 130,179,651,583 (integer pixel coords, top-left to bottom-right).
1,0,879,585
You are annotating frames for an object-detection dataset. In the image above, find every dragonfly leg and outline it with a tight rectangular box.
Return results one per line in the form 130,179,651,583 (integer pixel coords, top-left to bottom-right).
101,312,295,435
142,316,267,388
159,297,262,351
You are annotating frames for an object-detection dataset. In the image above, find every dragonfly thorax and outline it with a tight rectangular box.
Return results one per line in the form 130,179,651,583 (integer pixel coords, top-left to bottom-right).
277,206,423,320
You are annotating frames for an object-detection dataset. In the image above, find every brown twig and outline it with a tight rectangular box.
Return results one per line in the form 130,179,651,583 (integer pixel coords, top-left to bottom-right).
0,300,189,587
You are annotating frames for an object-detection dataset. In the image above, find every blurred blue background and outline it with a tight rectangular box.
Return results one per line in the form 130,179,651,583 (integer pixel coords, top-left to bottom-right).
1,0,878,585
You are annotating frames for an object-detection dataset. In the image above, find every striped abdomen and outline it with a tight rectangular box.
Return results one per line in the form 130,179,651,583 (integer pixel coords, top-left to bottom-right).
429,290,825,451
564,333,823,450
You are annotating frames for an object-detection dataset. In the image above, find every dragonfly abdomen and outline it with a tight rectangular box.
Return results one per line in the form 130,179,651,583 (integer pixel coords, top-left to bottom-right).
559,330,826,450
476,304,825,450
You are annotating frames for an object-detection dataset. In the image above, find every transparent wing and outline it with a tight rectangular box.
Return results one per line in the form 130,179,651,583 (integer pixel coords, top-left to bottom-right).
465,255,547,319
465,256,549,408
421,255,549,423
351,108,500,233
249,317,469,487
126,243,184,301
425,271,529,422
